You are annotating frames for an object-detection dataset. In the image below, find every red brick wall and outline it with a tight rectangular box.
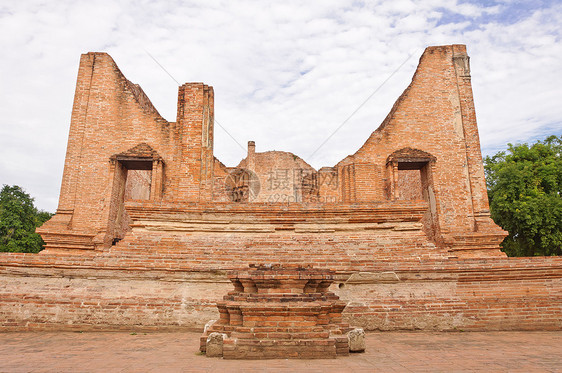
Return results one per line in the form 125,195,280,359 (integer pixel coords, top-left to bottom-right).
340,45,490,238
237,150,316,203
0,253,559,331
38,54,215,252
397,169,423,200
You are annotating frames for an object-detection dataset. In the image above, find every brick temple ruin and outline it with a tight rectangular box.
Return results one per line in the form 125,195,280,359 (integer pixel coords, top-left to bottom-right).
36,44,507,258
0,45,560,335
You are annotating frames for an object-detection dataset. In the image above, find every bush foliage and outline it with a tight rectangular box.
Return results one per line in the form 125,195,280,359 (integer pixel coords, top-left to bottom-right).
0,185,52,253
484,135,562,256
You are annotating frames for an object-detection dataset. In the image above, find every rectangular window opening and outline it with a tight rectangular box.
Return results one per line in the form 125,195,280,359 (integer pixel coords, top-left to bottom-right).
396,162,427,201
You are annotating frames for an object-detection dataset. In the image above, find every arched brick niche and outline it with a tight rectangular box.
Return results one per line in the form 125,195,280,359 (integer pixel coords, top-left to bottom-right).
386,148,436,201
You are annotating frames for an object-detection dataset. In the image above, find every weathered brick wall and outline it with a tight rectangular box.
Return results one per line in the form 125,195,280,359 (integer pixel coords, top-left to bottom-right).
396,169,423,200
337,45,503,251
54,53,173,232
211,157,232,202
237,148,316,203
0,258,226,331
38,54,215,253
341,259,562,331
1,253,559,331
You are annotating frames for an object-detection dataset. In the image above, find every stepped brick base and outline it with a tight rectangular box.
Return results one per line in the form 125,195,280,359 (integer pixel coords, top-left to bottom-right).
200,265,357,359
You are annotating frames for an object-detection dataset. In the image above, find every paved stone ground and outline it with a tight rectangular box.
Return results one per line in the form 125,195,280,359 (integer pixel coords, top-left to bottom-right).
0,331,560,372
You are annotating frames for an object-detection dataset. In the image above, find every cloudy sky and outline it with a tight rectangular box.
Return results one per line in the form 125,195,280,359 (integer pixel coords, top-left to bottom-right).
0,0,560,212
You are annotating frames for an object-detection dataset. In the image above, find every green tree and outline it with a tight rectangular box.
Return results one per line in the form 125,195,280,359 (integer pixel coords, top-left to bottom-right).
484,135,562,256
0,185,52,253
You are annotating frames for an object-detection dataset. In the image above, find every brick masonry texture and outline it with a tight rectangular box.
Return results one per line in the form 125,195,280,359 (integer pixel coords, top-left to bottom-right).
0,254,560,331
0,44,560,332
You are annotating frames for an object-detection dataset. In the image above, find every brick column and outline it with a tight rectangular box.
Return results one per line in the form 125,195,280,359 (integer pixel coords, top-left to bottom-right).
175,83,215,202
452,45,491,229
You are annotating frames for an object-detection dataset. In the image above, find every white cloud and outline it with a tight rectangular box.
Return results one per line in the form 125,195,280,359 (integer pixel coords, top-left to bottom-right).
0,0,560,211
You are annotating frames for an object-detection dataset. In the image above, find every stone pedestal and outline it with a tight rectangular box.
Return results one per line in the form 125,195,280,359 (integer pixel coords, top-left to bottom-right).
200,264,360,359
205,332,225,357
348,328,366,352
